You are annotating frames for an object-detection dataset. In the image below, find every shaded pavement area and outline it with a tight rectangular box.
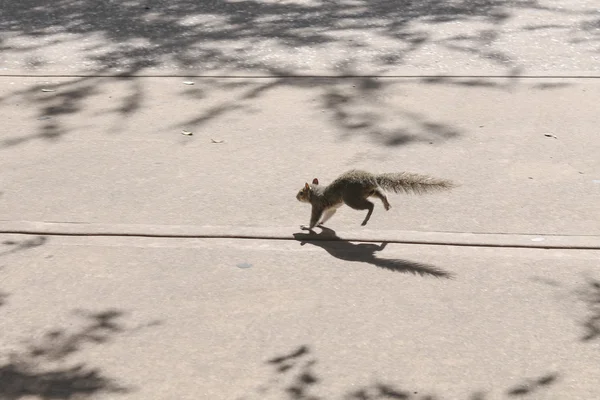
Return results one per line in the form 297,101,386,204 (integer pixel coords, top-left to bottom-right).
1,0,599,399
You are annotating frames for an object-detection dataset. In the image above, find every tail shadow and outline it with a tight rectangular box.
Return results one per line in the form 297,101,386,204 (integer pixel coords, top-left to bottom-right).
293,226,453,278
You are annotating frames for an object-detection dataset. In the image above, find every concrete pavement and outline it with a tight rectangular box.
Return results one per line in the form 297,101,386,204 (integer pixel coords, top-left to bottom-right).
1,234,599,400
1,0,600,399
1,76,599,235
1,0,599,76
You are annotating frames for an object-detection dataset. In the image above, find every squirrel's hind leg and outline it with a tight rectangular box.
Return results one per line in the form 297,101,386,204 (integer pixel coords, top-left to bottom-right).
371,188,391,211
359,201,375,226
343,194,375,226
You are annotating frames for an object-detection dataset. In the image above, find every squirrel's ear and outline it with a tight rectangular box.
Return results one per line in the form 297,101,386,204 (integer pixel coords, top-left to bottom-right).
304,183,310,190
312,178,319,185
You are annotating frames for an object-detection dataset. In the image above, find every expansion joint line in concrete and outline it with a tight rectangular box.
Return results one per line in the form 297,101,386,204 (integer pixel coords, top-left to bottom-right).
0,222,598,250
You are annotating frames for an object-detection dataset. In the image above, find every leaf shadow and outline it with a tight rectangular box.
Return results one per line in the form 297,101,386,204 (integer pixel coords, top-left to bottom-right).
242,345,560,400
0,236,48,257
1,0,591,149
0,308,155,400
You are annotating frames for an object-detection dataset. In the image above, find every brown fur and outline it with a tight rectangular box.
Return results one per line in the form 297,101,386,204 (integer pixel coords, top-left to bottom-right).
296,169,456,230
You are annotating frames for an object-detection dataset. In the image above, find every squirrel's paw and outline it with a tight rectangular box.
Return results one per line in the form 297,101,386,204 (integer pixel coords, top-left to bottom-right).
300,225,314,231
384,204,391,211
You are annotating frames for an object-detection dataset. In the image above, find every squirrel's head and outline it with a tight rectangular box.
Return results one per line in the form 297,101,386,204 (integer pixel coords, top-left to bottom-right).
296,178,319,203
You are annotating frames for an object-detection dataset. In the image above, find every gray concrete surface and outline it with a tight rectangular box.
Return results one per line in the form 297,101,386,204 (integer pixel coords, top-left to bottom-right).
1,77,599,235
1,0,600,399
1,235,599,400
0,0,599,76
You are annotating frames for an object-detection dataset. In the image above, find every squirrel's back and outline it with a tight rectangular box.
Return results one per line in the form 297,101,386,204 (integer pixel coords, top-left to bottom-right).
332,170,377,184
324,170,377,197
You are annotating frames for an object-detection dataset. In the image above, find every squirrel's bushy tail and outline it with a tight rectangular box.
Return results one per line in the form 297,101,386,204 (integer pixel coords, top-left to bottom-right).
376,172,455,195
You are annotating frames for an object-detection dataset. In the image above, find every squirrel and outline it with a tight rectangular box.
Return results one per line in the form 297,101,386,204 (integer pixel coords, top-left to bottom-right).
296,169,456,231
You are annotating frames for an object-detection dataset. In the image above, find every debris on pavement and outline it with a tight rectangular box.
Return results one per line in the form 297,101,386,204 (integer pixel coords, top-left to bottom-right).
211,138,225,143
236,262,252,269
181,130,193,136
41,88,55,92
544,133,558,139
183,81,195,85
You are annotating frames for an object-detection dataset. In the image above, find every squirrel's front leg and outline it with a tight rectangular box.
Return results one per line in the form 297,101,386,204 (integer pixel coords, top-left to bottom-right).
301,206,324,231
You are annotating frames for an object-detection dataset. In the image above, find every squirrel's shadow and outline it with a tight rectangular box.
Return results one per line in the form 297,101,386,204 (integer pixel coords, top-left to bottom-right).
293,226,453,279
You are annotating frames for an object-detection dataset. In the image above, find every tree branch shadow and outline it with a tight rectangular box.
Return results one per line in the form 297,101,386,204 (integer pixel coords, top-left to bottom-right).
173,75,462,148
0,363,128,400
1,309,127,399
1,0,592,149
531,273,600,343
0,308,160,399
293,226,453,279
241,345,559,400
0,291,8,307
0,236,47,257
577,278,600,342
